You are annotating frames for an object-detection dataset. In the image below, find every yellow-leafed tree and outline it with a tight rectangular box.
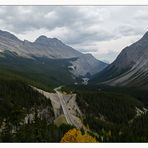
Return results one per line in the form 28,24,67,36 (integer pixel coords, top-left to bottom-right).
60,128,97,143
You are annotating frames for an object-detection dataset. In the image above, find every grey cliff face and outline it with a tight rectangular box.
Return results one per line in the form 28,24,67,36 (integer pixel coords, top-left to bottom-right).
69,53,107,77
99,31,148,89
0,30,20,42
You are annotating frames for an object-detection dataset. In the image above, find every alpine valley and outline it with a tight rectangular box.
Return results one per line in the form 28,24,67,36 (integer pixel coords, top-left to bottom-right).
1,29,148,142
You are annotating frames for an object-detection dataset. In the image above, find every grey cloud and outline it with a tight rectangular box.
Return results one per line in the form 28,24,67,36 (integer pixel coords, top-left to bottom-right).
0,6,57,32
116,25,144,37
0,6,103,33
0,6,148,62
65,28,115,45
133,9,148,20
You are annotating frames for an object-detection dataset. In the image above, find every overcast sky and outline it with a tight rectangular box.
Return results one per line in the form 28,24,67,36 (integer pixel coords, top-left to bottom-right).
0,6,148,63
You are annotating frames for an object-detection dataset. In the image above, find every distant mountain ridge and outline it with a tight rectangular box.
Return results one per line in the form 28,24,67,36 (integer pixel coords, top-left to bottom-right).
0,30,82,59
0,29,108,87
91,31,148,89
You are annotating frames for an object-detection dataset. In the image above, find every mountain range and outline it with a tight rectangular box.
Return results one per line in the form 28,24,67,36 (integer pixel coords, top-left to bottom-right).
1,29,148,142
0,30,107,88
1,29,148,90
91,31,148,90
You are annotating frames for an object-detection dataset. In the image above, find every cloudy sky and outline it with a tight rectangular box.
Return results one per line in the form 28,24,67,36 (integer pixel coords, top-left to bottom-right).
0,6,148,63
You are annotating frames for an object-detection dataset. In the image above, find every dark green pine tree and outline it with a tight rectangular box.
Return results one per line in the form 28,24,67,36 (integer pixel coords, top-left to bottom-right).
1,119,13,142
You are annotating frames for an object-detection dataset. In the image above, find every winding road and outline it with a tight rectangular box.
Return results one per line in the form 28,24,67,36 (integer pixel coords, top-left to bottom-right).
54,87,82,129
33,86,83,129
32,85,100,138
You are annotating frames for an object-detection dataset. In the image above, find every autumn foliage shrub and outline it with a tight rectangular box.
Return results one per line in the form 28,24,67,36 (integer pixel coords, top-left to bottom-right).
60,128,97,143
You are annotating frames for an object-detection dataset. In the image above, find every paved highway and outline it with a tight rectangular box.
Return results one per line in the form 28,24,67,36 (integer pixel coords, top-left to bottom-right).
33,86,83,129
33,86,100,137
54,87,82,128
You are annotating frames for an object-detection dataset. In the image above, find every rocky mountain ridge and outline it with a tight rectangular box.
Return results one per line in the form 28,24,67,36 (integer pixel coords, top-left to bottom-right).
0,29,108,83
92,31,148,89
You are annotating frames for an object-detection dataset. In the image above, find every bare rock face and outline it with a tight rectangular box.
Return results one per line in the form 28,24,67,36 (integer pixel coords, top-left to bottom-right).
0,30,82,59
69,53,107,77
0,30,20,42
0,29,107,77
33,36,83,59
111,31,148,71
93,31,148,89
